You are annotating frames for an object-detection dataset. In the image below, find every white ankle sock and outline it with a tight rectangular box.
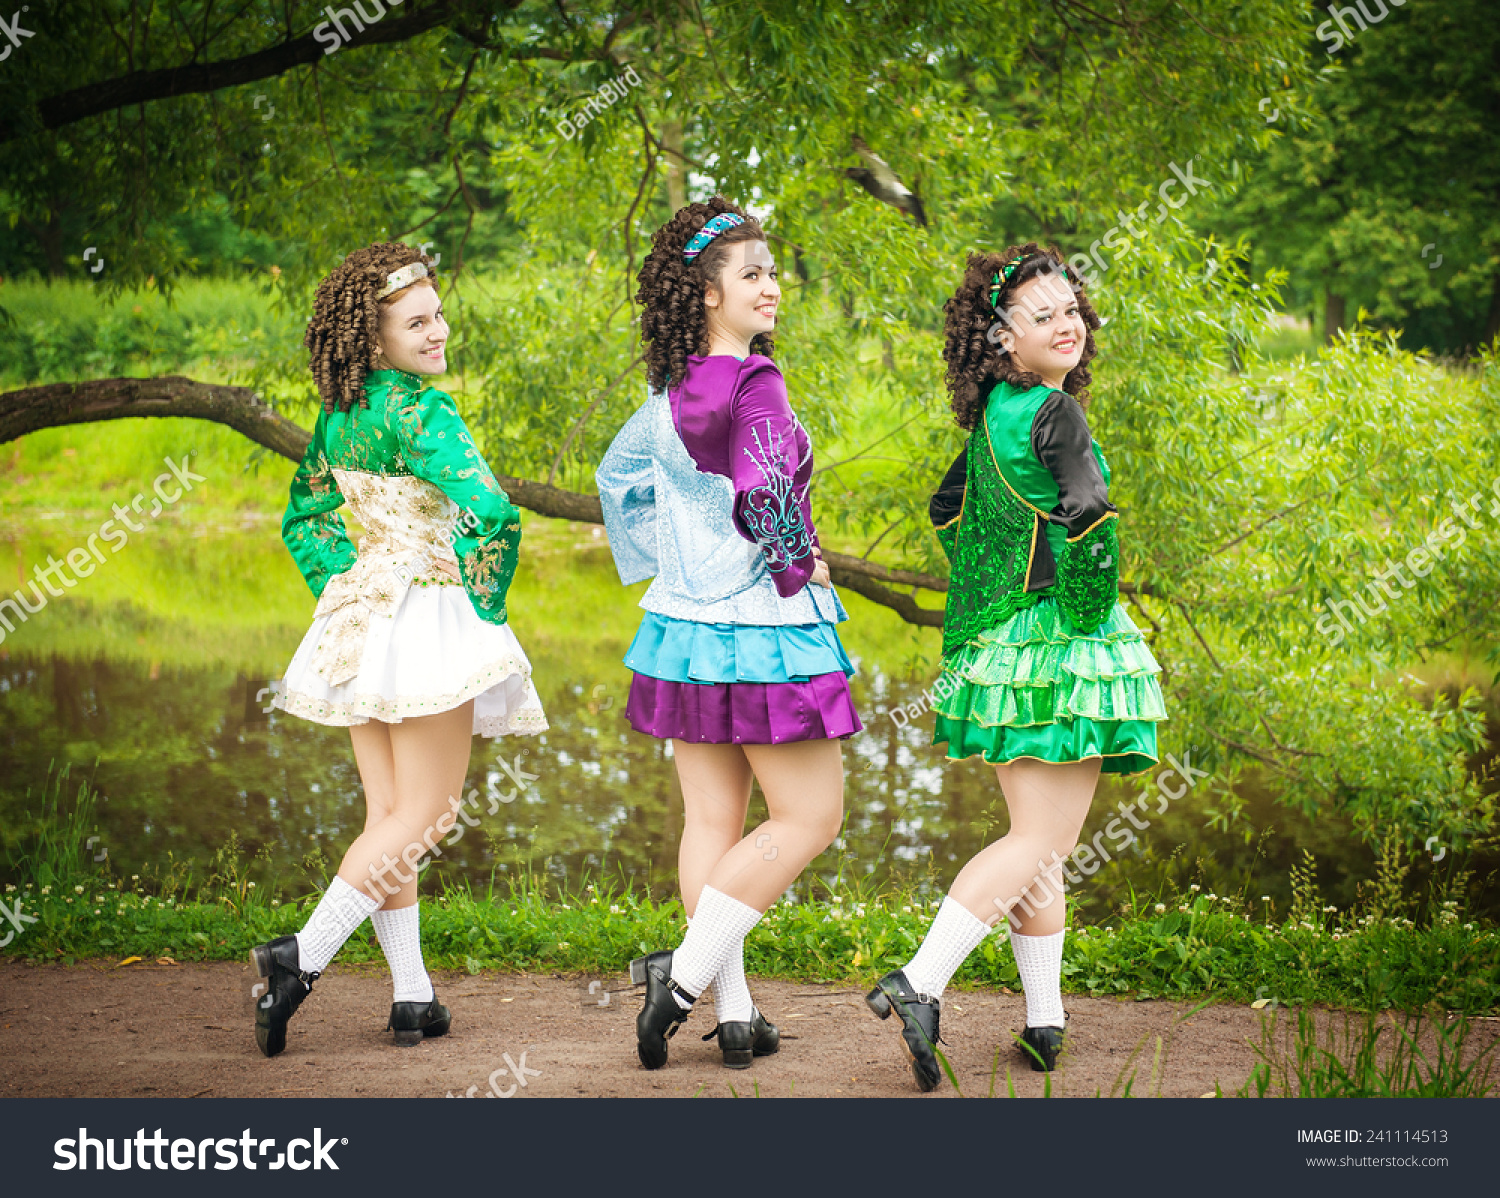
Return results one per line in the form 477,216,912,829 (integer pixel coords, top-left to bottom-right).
687,910,755,1025
371,903,435,1003
1010,928,1067,1028
711,937,754,1024
901,895,992,999
669,885,763,1008
296,876,381,975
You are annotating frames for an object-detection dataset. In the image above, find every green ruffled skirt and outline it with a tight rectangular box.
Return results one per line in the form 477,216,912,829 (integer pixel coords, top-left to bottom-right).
931,597,1166,776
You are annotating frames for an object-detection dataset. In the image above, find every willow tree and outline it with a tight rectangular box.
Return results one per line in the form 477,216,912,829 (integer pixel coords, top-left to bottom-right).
2,1,1496,857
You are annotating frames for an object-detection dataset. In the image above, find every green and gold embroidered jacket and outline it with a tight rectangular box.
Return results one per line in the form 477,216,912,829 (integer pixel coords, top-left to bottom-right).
930,380,1120,659
281,370,522,682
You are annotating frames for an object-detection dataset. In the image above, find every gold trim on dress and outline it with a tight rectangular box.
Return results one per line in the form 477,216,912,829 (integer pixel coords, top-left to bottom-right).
1065,509,1119,543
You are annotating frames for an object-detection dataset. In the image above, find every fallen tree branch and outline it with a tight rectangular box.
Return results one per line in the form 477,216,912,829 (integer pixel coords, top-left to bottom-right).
0,375,949,623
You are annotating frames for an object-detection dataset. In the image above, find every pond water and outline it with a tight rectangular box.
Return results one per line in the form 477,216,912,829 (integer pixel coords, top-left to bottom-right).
1,512,1495,923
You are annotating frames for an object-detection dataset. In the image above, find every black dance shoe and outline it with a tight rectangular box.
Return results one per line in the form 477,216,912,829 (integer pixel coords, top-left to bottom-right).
250,935,319,1059
701,1006,780,1069
750,1007,780,1058
630,951,696,1070
388,993,452,1046
1017,1012,1070,1072
865,969,944,1093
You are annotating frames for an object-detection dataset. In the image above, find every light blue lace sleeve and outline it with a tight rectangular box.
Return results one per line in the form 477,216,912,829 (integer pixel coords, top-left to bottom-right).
596,400,658,585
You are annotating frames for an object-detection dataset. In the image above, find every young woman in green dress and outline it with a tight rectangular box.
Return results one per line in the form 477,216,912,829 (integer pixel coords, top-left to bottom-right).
252,242,547,1057
866,244,1165,1089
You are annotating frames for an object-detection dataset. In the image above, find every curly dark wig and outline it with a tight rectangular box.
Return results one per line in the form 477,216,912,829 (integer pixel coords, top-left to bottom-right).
636,196,776,391
940,243,1102,431
305,241,440,412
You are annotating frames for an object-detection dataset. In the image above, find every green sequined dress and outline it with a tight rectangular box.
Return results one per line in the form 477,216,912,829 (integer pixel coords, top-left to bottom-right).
272,369,547,738
927,380,1165,775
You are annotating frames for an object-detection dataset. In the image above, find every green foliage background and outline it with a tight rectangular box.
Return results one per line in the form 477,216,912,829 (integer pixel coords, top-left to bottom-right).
1,1,1496,861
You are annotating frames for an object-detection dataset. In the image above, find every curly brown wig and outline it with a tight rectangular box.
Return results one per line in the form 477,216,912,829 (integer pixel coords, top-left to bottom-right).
305,241,440,412
636,196,776,391
940,243,1102,430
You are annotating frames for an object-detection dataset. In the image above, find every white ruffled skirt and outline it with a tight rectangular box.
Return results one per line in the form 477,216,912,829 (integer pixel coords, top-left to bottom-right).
272,583,548,739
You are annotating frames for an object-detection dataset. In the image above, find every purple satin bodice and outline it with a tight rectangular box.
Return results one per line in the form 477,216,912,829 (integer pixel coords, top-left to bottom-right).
667,354,820,598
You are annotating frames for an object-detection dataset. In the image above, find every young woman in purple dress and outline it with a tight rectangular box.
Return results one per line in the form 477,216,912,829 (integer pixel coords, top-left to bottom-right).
596,197,862,1070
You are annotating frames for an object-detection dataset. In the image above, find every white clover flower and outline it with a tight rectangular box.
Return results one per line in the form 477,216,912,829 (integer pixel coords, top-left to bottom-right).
1154,903,1166,913
74,885,85,894
4,884,13,893
132,874,139,881
1261,895,1270,902
1207,893,1218,901
65,897,73,904
609,905,622,915
41,886,51,895
1189,884,1200,893
1322,905,1337,913
247,882,256,889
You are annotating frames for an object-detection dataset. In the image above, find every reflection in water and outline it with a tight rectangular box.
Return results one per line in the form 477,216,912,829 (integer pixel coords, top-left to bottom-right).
5,649,1493,921
0,511,1494,922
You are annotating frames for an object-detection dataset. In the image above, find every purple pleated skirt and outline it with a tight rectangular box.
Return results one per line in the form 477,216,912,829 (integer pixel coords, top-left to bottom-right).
626,671,864,744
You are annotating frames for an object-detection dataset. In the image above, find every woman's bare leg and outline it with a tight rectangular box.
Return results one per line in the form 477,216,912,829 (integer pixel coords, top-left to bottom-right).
336,702,475,904
348,719,410,909
947,757,1102,933
672,742,754,918
701,738,845,912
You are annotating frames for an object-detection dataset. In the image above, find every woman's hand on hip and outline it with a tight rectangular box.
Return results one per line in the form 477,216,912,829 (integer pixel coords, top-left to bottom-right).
810,553,831,588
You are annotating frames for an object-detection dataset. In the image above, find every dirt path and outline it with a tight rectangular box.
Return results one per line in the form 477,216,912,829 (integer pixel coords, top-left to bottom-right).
0,959,1410,1098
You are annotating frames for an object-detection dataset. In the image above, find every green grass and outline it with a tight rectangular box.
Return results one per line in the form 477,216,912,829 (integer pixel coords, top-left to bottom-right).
5,767,1497,1016
1238,1004,1498,1097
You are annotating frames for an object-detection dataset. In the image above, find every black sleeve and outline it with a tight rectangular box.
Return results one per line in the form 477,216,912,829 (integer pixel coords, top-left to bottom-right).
1030,391,1116,539
928,448,967,529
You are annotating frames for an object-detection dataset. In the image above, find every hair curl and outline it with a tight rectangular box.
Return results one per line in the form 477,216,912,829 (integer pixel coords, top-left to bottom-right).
304,241,439,412
636,196,775,391
940,242,1102,430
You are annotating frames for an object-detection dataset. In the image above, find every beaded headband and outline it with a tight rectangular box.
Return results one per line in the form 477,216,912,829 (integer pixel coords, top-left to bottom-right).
377,261,431,299
987,254,1031,309
682,212,746,262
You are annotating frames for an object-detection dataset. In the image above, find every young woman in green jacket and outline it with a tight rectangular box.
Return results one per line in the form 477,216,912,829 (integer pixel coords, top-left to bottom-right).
252,242,547,1057
867,244,1166,1088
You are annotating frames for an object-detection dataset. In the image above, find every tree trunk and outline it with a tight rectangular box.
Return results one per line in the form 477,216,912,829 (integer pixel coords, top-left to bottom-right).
1481,272,1500,349
1323,289,1346,344
662,122,686,213
0,376,951,626
18,210,67,278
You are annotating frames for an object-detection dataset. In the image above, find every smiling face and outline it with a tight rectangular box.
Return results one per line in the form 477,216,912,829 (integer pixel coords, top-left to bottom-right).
373,281,447,375
702,239,779,355
995,271,1086,389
